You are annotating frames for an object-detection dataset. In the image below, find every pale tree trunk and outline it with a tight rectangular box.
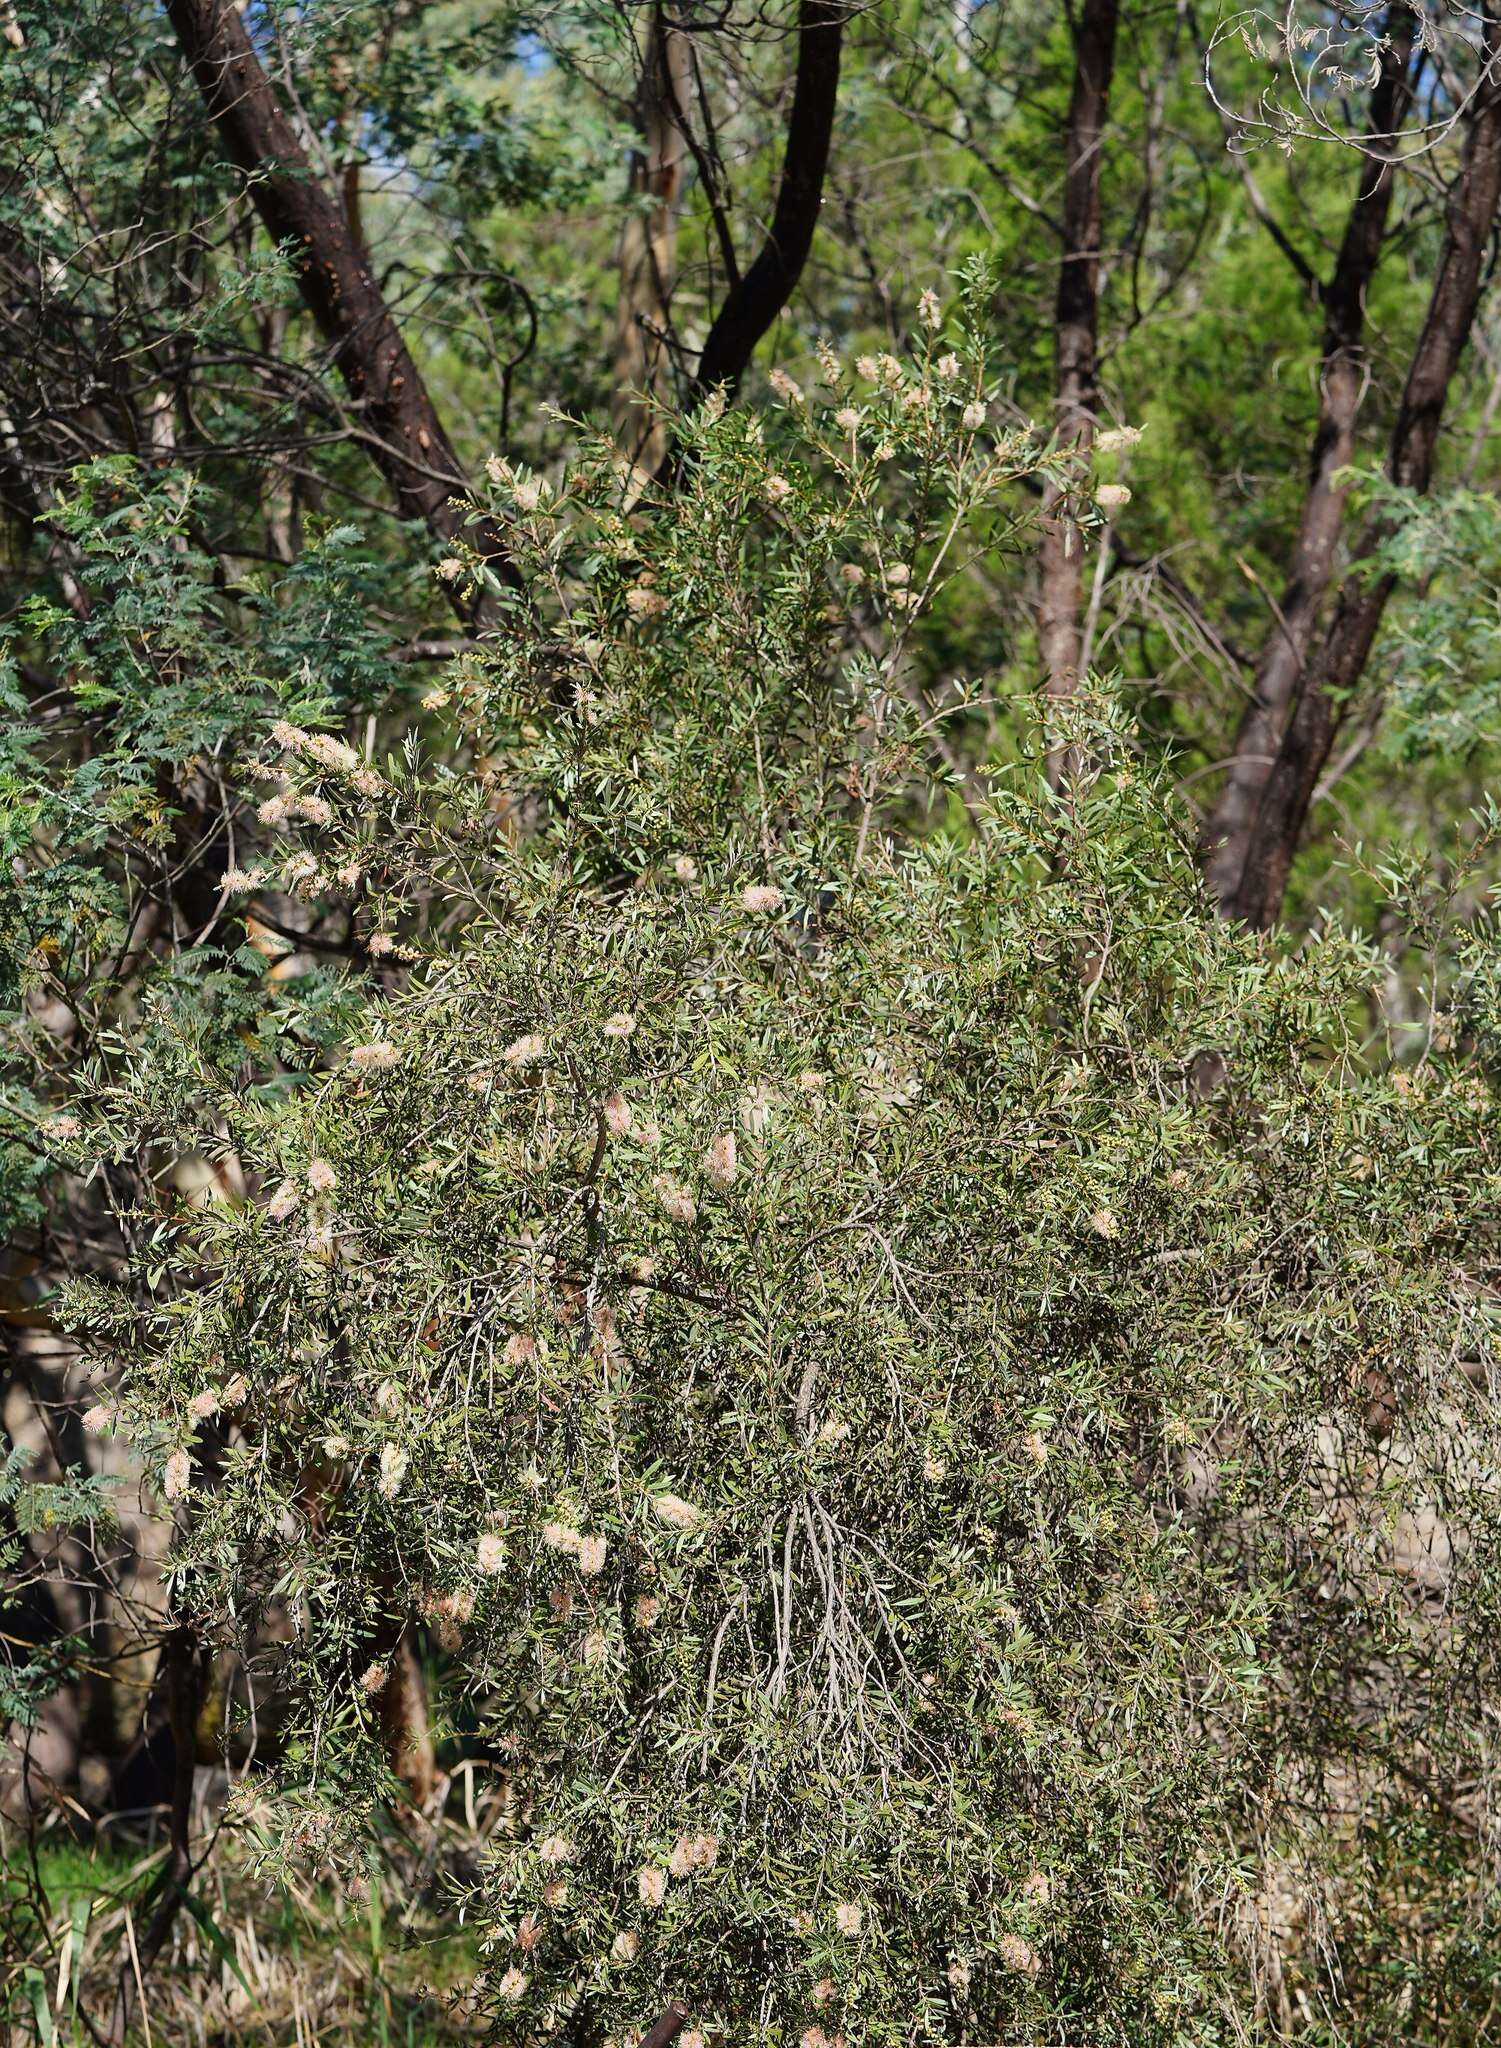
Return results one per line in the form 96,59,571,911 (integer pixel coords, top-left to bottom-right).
1228,15,1501,929
376,1623,438,1809
257,304,300,563
615,10,693,487
1036,0,1120,780
1202,15,1413,903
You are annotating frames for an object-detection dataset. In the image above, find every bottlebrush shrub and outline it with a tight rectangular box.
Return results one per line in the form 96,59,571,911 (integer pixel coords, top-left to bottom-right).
66,346,1501,2045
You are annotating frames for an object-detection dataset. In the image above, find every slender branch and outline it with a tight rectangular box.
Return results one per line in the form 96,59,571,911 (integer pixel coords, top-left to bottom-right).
1037,0,1121,785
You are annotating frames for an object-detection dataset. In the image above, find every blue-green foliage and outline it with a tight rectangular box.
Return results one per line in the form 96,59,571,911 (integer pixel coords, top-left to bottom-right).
0,1444,115,1729
1350,470,1501,763
0,460,409,1242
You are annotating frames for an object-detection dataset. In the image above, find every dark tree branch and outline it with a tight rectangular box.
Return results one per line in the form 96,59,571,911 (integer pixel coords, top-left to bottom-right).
677,32,743,294
640,2001,691,2048
690,1,848,400
1235,159,1326,296
1202,10,1415,905
162,0,522,614
1228,17,1501,929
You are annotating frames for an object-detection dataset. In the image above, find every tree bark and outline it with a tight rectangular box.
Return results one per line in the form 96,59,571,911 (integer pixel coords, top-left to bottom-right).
1202,16,1413,902
163,0,520,607
640,2001,691,2048
1227,20,1501,929
376,1622,439,1809
1036,0,1120,779
690,1,847,401
615,10,694,483
107,1624,209,2045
